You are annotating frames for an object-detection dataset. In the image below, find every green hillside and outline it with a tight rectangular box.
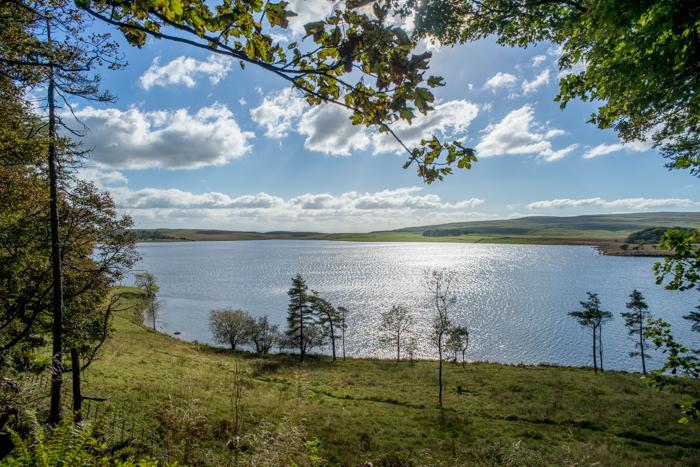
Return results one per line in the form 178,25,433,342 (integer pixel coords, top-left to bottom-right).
132,212,700,251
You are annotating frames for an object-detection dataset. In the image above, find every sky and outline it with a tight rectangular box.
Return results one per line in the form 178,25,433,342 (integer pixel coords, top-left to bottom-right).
67,0,699,232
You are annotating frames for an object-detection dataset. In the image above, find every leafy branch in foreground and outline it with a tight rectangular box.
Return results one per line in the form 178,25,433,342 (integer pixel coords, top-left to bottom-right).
405,0,700,176
653,228,700,292
75,0,475,182
644,318,699,424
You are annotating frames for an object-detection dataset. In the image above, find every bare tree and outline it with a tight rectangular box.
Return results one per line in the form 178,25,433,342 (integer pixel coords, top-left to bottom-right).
378,305,415,363
147,298,160,331
425,268,457,407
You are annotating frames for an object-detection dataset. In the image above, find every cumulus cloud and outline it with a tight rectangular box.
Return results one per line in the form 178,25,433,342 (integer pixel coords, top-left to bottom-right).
111,186,488,231
527,197,699,210
285,0,338,36
297,105,370,156
475,105,572,161
371,100,479,154
74,104,254,170
483,72,518,90
522,69,550,94
78,168,128,188
531,55,547,67
139,55,232,90
250,88,479,157
250,88,306,138
583,140,654,159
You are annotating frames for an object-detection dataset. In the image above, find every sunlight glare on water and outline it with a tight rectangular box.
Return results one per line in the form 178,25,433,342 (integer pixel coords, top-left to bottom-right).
129,240,699,371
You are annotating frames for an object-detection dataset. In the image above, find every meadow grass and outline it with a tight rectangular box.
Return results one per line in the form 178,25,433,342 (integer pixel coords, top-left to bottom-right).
75,288,700,465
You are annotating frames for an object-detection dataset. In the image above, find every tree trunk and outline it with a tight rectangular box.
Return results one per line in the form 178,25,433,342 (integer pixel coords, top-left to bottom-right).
342,326,346,361
396,330,400,363
330,322,336,362
438,334,443,407
598,325,604,373
639,315,647,375
230,340,236,350
47,19,64,426
299,293,304,362
71,348,83,422
592,326,598,373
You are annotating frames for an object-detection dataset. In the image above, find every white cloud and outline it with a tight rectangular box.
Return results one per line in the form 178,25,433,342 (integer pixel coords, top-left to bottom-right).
298,105,370,156
475,105,571,161
111,186,489,231
78,168,128,188
522,69,550,94
371,100,479,154
239,98,247,106
74,104,254,169
285,0,338,36
484,72,518,90
583,140,654,159
250,88,306,138
139,55,232,90
527,197,699,210
531,55,547,67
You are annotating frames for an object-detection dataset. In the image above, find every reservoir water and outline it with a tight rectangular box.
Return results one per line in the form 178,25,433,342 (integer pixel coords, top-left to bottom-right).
129,240,699,371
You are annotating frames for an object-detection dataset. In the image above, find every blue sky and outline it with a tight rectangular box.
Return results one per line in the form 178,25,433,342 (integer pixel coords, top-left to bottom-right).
71,3,699,232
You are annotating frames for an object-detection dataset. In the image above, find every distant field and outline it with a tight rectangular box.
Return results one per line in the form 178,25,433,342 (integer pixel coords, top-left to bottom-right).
132,212,700,253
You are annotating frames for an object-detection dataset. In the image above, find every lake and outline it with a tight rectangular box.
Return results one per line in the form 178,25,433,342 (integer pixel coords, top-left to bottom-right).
128,240,699,371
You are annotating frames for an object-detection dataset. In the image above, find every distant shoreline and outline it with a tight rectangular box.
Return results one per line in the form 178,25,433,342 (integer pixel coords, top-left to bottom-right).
134,235,672,257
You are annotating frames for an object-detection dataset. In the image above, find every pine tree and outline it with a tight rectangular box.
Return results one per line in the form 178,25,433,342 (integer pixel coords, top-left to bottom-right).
285,274,316,362
622,289,652,375
569,292,612,373
312,295,342,362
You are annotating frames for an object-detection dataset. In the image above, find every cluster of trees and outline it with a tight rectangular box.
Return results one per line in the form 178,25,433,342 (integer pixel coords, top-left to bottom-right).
0,0,139,427
209,309,280,355
208,274,349,362
569,288,699,377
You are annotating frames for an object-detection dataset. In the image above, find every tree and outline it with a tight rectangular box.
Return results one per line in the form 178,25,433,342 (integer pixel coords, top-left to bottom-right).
135,272,160,301
377,305,414,363
622,289,652,375
425,268,457,407
248,316,280,355
645,319,700,423
445,325,469,366
209,309,253,350
147,298,161,331
285,274,316,362
406,0,700,176
135,272,160,330
337,306,350,361
654,229,700,292
569,292,612,373
312,295,341,362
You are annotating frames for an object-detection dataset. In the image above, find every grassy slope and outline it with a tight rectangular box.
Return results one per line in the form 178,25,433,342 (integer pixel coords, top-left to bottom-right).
79,289,700,465
133,212,700,247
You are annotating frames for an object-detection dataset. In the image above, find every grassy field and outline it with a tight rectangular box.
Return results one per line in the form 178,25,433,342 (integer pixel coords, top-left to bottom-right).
133,213,700,253
64,288,700,465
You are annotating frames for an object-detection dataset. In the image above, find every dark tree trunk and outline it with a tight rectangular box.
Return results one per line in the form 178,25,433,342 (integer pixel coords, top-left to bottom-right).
438,334,443,407
639,315,647,375
330,322,336,362
342,326,346,361
71,348,83,422
396,330,400,363
47,19,64,426
299,291,304,362
598,325,604,373
592,326,598,373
